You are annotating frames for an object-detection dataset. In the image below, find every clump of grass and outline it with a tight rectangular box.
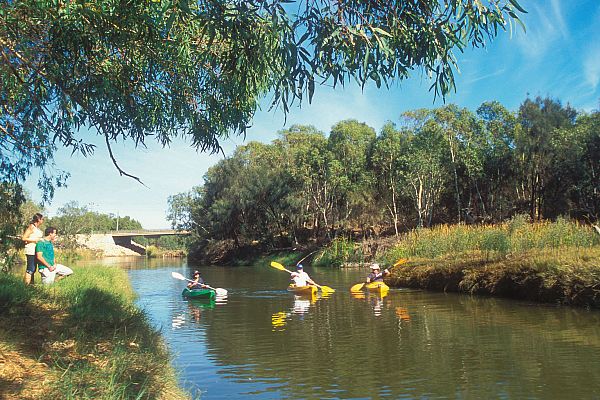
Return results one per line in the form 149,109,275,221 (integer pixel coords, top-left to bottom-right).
313,236,361,267
0,274,33,314
383,220,600,308
389,217,599,260
56,247,103,263
255,251,303,268
0,266,188,399
145,245,159,258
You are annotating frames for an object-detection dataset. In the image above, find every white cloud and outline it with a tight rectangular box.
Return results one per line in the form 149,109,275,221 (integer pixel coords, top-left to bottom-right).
583,46,600,91
465,68,507,85
551,0,569,38
515,1,569,61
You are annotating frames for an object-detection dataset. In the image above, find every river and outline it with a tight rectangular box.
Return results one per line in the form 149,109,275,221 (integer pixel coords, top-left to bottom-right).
90,257,600,399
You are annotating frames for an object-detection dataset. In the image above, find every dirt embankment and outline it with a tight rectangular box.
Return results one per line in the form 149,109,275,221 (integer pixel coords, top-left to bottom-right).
387,255,600,309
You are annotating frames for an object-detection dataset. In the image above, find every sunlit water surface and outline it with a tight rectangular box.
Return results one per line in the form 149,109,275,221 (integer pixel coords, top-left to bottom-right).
88,258,600,399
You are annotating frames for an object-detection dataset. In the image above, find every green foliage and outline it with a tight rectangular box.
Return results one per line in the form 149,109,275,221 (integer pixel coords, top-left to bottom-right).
0,183,25,255
169,100,600,254
1,0,525,200
313,236,359,268
0,273,33,314
145,245,159,258
47,201,142,238
387,247,600,308
516,97,578,220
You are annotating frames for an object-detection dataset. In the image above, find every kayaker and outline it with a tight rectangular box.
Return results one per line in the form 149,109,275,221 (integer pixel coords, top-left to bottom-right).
366,263,389,283
290,264,315,287
187,270,206,290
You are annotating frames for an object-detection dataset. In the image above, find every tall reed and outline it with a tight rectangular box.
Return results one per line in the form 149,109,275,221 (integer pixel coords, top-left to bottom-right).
389,216,599,260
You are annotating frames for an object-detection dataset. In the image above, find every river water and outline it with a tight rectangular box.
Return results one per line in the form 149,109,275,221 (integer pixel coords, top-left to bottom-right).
97,257,600,399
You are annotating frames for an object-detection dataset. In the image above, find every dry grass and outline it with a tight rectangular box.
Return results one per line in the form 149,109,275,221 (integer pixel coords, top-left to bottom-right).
0,269,190,399
386,248,600,308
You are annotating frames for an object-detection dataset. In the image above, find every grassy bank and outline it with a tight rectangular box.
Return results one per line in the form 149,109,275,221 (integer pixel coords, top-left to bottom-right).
380,218,600,308
0,267,188,399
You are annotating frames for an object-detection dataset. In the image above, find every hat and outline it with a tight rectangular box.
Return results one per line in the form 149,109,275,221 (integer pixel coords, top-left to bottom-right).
193,270,200,275
296,264,303,269
370,263,380,270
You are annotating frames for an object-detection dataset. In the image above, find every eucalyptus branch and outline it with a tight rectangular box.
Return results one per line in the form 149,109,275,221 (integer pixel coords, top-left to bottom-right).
0,123,31,152
103,132,148,187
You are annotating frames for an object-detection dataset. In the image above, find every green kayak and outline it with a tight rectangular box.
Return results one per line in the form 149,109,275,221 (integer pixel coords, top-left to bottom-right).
182,287,216,300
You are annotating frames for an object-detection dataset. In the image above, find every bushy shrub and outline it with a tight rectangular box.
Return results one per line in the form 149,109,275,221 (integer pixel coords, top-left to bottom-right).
313,236,359,267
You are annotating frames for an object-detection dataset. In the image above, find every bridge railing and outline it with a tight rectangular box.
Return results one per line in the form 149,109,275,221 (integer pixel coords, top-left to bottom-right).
109,229,190,236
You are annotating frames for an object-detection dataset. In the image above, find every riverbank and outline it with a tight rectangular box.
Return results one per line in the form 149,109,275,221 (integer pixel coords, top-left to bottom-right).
385,249,600,308
0,267,189,399
376,219,600,308
240,219,600,308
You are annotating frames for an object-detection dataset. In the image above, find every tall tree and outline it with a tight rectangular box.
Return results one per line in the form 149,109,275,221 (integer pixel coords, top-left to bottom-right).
400,117,449,228
275,125,330,238
328,120,377,234
579,111,600,221
371,122,409,235
516,97,577,220
476,101,518,222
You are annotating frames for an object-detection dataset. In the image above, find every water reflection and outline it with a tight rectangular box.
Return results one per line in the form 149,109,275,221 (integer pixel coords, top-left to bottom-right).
90,260,600,399
292,295,312,315
215,293,229,305
271,311,288,331
351,289,392,316
271,292,334,331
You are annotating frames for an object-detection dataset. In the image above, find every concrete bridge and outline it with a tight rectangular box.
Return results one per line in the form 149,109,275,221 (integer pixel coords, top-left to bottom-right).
75,230,190,256
109,229,190,239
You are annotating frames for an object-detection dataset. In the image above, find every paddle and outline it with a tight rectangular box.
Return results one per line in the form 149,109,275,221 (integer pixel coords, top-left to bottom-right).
269,261,336,294
349,258,408,292
170,272,228,296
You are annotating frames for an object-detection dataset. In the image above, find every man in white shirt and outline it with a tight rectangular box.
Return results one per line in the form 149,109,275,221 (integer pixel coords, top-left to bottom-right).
290,264,315,287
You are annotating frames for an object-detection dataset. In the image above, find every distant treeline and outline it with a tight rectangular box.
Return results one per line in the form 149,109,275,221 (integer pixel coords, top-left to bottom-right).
167,96,600,248
46,201,143,235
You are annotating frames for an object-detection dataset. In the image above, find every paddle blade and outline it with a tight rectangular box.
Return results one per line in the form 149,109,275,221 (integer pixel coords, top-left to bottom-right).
215,288,228,296
320,285,335,293
393,258,408,267
171,271,186,281
270,261,287,272
350,282,365,292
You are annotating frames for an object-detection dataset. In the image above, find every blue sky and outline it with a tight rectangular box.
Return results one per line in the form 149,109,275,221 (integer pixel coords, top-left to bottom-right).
25,0,600,228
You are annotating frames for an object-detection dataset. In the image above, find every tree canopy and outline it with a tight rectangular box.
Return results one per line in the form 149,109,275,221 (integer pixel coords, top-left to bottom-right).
168,96,599,251
1,0,526,199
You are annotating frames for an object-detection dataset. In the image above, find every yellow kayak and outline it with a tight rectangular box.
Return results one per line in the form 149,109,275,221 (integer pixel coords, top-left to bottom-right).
365,281,389,294
287,284,318,296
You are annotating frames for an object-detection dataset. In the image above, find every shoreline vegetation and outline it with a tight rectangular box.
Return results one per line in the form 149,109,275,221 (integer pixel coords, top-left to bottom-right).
249,218,600,309
0,266,189,400
378,219,600,308
1,220,598,398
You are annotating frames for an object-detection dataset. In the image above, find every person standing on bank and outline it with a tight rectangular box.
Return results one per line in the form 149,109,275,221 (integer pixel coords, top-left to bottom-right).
21,213,44,285
36,227,73,284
